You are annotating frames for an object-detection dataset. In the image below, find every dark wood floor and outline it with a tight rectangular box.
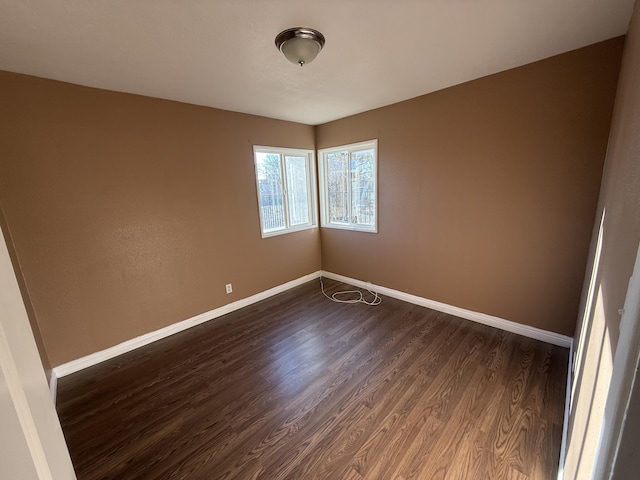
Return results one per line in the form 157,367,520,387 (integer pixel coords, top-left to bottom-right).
57,279,568,479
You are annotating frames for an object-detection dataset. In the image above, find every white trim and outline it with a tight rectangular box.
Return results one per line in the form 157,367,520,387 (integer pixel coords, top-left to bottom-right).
49,371,57,406
0,226,60,479
252,145,318,239
558,339,574,480
53,271,323,378
592,241,640,479
0,320,54,480
321,271,573,348
318,139,378,234
52,268,573,381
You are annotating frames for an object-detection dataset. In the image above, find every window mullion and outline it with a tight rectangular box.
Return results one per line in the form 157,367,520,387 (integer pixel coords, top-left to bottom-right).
280,154,290,228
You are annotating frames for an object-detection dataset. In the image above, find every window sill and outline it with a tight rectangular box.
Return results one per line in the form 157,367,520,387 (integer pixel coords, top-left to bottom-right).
320,223,377,234
261,224,317,239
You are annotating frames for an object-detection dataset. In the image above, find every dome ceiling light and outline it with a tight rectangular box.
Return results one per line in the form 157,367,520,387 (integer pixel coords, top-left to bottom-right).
275,27,325,67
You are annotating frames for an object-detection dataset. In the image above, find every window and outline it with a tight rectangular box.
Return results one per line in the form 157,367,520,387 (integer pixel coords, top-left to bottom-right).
253,146,317,237
318,139,378,233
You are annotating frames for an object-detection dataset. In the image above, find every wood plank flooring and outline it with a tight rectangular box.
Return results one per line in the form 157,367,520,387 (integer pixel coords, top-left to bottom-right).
56,279,568,479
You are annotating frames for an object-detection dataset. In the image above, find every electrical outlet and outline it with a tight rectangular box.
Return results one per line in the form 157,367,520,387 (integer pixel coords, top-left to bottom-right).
225,283,233,294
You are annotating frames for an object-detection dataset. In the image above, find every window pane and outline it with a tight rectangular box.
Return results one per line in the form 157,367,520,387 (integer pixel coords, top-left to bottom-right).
326,151,350,224
351,149,375,226
319,140,377,233
255,152,285,231
285,155,310,226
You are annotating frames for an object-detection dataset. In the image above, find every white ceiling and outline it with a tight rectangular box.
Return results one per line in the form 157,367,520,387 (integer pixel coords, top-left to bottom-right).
0,0,635,125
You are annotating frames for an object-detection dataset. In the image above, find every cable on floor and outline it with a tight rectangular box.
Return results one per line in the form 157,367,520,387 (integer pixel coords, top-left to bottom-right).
320,277,382,306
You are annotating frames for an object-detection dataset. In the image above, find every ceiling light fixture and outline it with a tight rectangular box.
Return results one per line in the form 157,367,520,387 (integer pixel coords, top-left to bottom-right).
275,27,325,67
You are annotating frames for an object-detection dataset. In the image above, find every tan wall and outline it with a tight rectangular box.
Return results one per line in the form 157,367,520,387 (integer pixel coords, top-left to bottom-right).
567,2,640,477
316,38,623,336
0,71,320,366
0,38,625,367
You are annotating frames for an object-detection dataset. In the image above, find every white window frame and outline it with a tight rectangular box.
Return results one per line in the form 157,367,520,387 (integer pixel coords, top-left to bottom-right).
318,139,378,233
252,145,317,238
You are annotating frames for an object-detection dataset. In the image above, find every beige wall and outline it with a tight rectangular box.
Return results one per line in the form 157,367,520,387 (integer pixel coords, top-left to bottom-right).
0,71,320,366
316,38,623,336
0,38,625,369
567,2,640,477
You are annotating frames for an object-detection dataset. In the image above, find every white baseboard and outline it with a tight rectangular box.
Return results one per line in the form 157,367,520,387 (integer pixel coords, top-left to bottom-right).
53,267,572,382
321,271,573,348
53,271,322,378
